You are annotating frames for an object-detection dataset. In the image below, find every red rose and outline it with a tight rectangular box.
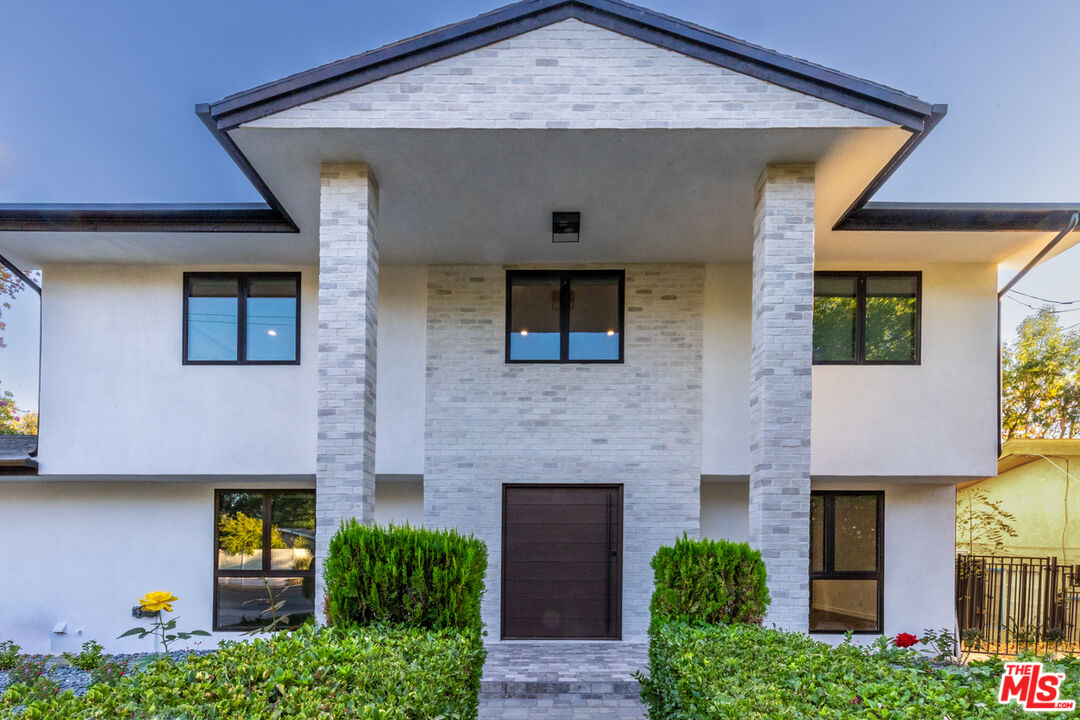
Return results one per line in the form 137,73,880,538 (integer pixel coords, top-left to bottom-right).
894,632,919,648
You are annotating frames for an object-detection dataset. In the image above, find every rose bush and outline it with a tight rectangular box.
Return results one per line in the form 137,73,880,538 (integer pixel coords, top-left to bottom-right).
894,632,919,648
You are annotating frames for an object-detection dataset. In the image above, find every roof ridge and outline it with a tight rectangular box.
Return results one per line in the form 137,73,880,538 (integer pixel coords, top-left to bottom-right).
206,0,935,131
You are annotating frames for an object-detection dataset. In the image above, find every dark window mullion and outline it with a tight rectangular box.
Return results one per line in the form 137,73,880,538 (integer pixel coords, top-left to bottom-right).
559,274,570,362
855,274,867,364
237,273,249,363
261,492,272,574
824,494,835,574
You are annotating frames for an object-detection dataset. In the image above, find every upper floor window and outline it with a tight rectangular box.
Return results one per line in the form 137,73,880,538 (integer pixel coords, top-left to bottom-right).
813,272,920,365
184,272,300,364
506,270,624,363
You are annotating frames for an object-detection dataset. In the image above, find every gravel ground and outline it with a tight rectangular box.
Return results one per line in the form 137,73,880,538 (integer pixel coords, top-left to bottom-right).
0,650,216,697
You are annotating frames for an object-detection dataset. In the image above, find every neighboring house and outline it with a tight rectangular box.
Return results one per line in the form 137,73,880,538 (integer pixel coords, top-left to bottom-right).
0,0,1077,652
0,435,36,475
959,439,1080,562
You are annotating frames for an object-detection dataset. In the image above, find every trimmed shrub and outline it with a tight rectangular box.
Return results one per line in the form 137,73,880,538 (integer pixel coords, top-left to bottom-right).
323,521,487,633
649,534,768,626
0,624,486,720
639,621,1080,719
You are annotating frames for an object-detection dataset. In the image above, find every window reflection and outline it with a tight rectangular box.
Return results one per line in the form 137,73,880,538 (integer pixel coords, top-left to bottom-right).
247,278,298,362
808,492,882,633
187,277,239,362
813,275,857,363
568,275,620,361
509,275,561,361
215,490,315,630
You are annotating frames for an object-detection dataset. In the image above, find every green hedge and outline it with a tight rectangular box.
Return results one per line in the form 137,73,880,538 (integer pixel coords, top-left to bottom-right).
1,624,486,720
639,622,1080,719
323,521,487,634
649,535,769,626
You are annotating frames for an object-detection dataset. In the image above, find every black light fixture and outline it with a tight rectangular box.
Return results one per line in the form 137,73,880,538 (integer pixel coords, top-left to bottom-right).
552,211,580,243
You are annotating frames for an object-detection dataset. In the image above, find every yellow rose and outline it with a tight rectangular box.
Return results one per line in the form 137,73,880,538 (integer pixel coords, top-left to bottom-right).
139,590,178,613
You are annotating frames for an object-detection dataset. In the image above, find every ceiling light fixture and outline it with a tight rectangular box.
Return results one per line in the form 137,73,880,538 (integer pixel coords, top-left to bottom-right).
552,211,580,243
267,330,277,336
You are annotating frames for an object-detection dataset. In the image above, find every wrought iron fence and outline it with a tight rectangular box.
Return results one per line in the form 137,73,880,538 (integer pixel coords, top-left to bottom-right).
956,554,1080,655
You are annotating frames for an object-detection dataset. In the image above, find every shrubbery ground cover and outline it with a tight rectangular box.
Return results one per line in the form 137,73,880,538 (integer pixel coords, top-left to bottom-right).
2,522,489,720
641,621,1080,719
1,623,485,720
640,536,1080,719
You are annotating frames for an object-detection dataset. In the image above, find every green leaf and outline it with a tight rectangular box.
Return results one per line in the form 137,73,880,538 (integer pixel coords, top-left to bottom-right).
118,627,148,638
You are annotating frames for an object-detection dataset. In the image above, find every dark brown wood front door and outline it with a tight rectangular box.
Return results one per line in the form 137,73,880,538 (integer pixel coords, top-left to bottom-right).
501,485,622,639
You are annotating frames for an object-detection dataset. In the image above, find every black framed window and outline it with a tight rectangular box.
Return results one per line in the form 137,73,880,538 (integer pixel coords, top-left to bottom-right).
184,272,300,364
214,490,315,631
813,272,920,365
809,491,884,633
506,270,624,363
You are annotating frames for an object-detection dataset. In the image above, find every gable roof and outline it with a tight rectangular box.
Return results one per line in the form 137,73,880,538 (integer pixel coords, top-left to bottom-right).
205,0,936,133
0,0,1076,237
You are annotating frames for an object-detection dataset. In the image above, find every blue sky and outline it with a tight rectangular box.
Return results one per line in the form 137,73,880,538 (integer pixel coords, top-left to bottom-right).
2,0,1080,410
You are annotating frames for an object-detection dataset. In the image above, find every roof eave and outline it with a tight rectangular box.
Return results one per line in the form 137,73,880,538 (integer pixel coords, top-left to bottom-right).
836,203,1080,233
0,204,295,233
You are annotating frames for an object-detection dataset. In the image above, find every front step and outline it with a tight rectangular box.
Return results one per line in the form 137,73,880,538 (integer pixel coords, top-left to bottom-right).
481,679,641,699
479,642,648,718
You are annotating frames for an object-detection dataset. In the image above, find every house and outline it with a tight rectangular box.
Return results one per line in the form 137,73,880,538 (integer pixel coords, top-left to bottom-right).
0,435,36,475
0,0,1077,653
958,439,1080,562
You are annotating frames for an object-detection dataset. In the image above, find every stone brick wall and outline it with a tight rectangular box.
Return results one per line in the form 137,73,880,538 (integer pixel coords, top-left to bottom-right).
748,165,815,631
316,164,379,610
423,264,703,640
248,19,890,130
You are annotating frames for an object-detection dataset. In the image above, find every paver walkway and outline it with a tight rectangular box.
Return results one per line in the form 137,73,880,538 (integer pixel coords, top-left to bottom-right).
479,642,648,720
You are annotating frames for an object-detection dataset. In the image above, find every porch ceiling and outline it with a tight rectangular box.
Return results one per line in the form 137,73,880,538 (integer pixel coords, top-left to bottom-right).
230,125,910,265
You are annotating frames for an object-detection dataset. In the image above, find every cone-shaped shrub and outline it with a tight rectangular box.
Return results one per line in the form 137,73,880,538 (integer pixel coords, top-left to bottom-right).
650,534,769,626
324,521,487,633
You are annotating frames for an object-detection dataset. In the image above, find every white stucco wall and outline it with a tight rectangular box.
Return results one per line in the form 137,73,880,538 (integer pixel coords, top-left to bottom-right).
812,481,956,643
702,478,955,642
373,478,424,527
701,264,751,475
812,263,999,478
37,265,317,476
0,481,261,653
374,266,426,475
700,480,749,543
37,264,426,476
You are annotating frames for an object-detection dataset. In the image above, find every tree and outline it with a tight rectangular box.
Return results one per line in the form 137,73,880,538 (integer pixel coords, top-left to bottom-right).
218,512,286,564
0,268,29,349
956,488,1018,555
0,387,34,435
1002,308,1080,440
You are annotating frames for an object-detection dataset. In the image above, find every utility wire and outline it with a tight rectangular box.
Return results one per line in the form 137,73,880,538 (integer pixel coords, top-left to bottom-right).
1010,290,1080,306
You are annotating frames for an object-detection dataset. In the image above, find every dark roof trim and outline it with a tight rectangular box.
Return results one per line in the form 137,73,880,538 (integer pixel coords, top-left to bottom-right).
0,204,293,233
206,0,936,132
839,203,1080,232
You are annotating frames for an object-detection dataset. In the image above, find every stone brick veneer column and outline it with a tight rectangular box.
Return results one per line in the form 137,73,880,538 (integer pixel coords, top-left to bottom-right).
749,164,814,632
316,163,378,614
